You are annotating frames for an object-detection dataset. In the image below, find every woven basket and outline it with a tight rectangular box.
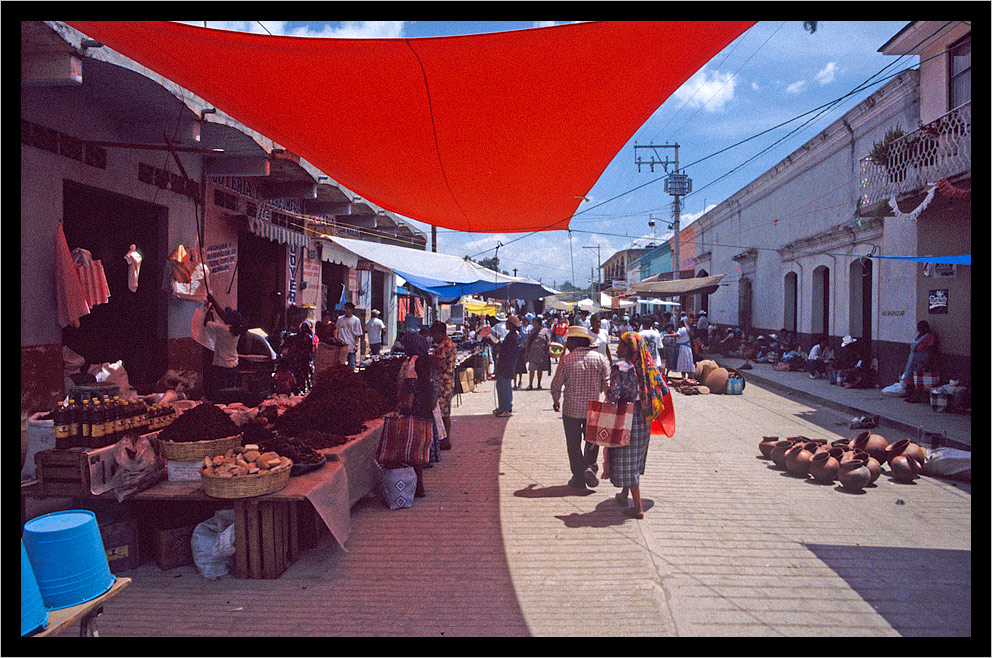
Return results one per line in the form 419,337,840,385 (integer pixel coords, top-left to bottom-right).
200,460,293,499
160,434,242,461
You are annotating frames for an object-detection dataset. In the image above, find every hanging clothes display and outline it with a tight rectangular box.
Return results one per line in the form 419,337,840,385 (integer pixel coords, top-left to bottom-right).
124,244,142,292
70,248,111,308
888,184,936,222
55,224,90,328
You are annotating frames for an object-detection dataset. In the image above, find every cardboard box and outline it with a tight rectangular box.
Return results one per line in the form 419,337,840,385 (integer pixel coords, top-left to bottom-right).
166,459,203,482
457,368,474,393
99,520,141,572
150,525,195,570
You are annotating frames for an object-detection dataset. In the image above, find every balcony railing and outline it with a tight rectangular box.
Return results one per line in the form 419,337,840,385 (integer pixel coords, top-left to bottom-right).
859,101,970,208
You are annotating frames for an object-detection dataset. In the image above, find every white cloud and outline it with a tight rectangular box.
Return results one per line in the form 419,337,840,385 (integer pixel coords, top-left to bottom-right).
671,67,738,112
815,61,838,85
180,21,407,39
751,81,761,92
785,80,807,94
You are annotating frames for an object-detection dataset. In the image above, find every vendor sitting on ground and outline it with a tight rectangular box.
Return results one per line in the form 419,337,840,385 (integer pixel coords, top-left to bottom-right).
806,335,834,379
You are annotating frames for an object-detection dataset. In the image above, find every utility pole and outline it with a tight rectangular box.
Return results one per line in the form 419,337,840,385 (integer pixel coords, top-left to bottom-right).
635,142,691,281
431,225,437,253
582,245,602,294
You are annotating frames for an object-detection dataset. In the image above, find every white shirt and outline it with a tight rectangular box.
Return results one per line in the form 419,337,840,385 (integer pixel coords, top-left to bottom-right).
205,320,239,368
335,314,364,352
366,317,386,344
638,328,662,364
493,322,508,342
601,318,611,335
591,328,611,359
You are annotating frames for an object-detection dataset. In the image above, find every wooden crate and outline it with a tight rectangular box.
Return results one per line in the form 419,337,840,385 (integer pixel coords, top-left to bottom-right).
233,500,294,579
35,448,115,496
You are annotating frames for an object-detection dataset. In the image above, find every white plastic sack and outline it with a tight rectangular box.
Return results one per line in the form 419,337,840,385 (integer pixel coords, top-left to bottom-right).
922,447,971,480
881,380,908,397
88,360,135,397
378,464,417,510
191,509,236,579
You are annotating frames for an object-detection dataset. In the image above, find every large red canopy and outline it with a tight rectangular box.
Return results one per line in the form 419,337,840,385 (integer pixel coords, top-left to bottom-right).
67,21,754,233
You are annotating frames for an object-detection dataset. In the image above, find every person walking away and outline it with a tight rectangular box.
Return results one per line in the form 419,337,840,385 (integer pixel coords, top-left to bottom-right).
637,317,662,367
589,314,613,364
664,320,695,379
514,317,530,389
396,331,440,497
204,293,246,398
607,332,668,519
335,302,364,369
493,315,521,416
901,321,937,402
366,309,386,356
525,317,551,389
550,325,610,491
430,321,456,449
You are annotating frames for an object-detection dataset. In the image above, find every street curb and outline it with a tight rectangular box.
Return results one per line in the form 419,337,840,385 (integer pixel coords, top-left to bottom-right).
714,360,970,451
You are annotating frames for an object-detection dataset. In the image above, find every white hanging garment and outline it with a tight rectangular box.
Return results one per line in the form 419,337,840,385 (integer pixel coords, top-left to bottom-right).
125,244,143,292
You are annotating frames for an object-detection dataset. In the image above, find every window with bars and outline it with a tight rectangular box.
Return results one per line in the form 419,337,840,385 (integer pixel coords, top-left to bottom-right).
21,120,107,170
949,34,970,111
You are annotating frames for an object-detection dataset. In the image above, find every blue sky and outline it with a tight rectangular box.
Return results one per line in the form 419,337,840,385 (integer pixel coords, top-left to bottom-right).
188,20,913,286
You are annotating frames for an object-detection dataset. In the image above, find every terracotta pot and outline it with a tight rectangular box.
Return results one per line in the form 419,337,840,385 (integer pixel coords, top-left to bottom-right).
827,447,846,460
889,454,922,483
886,439,927,467
852,432,889,464
759,436,779,459
786,436,808,443
770,440,794,469
808,451,840,483
813,443,831,456
830,438,852,450
705,367,730,394
838,459,871,492
785,443,814,478
863,455,882,484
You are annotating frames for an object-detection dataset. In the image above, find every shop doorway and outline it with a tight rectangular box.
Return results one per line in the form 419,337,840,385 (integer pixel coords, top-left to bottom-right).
849,258,873,345
321,262,348,320
61,180,168,392
237,232,284,336
783,271,798,333
738,277,753,335
812,266,830,335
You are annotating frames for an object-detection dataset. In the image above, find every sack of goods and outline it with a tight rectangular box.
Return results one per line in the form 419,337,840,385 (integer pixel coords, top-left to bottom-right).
378,464,417,510
584,401,632,447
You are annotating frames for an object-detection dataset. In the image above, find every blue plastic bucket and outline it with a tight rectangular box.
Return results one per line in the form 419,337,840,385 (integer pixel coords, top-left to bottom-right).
22,510,115,610
21,540,49,636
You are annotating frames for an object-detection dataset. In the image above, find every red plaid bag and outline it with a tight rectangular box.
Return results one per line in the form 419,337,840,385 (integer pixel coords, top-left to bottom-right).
376,413,432,467
584,400,633,447
914,371,940,392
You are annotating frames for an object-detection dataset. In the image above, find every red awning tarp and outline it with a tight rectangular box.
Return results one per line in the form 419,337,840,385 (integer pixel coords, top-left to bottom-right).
67,20,754,233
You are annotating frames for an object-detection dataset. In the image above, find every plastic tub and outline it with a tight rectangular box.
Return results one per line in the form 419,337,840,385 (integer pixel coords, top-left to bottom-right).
21,540,48,636
22,510,115,610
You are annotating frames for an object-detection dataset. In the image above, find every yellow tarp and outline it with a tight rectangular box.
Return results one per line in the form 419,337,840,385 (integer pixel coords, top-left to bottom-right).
463,300,499,316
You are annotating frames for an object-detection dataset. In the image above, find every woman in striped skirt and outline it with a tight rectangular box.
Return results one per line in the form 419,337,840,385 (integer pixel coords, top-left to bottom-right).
606,332,667,519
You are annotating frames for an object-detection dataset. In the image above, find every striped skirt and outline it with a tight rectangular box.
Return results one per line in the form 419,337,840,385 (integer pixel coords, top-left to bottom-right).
607,409,650,487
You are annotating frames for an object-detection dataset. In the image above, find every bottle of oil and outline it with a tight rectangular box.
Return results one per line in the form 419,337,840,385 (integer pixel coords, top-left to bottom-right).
100,395,115,445
68,400,82,448
80,398,92,446
112,396,126,439
89,397,106,448
54,402,71,450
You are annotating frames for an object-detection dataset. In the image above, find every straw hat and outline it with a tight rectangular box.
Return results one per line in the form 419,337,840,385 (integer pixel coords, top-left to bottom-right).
495,313,508,322
841,335,856,347
563,325,592,340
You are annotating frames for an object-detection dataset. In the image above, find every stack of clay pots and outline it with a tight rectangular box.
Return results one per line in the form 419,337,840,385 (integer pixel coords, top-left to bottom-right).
757,431,927,493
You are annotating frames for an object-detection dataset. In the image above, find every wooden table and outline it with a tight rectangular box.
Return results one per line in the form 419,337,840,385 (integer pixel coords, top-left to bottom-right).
30,576,131,637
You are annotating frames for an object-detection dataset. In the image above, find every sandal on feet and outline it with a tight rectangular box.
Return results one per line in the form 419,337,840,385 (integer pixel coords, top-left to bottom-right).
623,507,644,519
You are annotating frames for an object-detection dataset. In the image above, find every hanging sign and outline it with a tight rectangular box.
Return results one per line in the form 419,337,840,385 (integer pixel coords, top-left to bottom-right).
288,246,300,304
928,289,948,314
356,258,376,271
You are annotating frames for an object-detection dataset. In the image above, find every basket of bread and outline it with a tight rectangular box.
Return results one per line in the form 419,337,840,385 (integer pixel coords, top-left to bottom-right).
199,444,293,499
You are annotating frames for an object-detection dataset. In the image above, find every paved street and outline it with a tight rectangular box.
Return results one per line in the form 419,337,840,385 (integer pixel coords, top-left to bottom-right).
54,358,971,637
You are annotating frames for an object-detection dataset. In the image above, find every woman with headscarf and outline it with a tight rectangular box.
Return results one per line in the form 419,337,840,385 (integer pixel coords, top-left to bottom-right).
525,316,551,390
606,332,670,519
397,331,441,497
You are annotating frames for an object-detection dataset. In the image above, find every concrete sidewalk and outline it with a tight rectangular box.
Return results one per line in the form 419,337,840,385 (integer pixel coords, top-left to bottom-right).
48,362,971,637
712,356,972,450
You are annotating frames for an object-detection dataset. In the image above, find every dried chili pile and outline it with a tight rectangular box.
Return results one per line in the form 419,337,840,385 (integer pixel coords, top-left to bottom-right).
359,356,405,408
157,402,239,443
296,429,351,450
273,364,391,437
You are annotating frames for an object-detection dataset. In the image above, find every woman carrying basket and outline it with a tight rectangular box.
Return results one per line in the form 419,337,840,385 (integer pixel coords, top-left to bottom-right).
606,331,672,519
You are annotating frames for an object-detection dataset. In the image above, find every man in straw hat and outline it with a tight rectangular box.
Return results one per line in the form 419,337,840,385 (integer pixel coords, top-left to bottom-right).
550,325,611,491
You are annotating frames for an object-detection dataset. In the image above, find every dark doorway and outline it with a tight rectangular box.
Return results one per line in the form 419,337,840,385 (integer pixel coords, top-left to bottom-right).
237,232,284,335
738,277,753,335
371,270,386,315
321,262,348,320
61,180,168,392
784,272,798,333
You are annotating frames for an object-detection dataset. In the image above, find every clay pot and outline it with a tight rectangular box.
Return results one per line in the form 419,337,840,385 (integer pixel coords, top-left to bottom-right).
889,454,922,483
886,439,927,467
862,455,882,484
852,432,889,464
785,443,814,478
759,436,779,459
808,451,840,483
830,438,852,450
770,440,794,469
705,367,730,394
838,459,871,492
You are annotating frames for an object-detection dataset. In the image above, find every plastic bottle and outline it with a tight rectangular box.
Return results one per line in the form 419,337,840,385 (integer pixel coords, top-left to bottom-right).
68,400,82,448
54,402,71,450
80,399,92,446
89,397,106,448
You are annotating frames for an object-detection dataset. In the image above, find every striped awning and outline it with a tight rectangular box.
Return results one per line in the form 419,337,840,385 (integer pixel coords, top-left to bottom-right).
248,215,310,250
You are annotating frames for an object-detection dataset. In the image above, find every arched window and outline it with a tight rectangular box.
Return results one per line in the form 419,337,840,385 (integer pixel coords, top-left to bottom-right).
812,266,830,335
849,258,872,342
783,272,798,333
